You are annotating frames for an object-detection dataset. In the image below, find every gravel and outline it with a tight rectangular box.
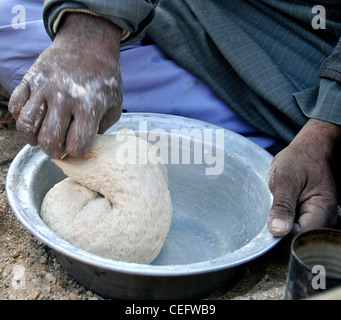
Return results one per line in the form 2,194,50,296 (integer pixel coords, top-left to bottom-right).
0,86,291,300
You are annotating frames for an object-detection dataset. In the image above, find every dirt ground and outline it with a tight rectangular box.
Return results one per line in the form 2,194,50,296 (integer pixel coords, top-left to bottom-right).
0,85,294,300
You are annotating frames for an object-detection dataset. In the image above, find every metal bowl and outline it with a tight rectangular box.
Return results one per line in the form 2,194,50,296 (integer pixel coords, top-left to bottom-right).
6,113,280,299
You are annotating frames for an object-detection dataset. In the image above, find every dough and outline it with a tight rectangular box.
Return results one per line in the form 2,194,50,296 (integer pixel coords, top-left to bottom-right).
40,134,172,264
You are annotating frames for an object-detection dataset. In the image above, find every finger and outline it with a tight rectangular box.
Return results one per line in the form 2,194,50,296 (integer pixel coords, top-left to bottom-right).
98,105,122,134
15,96,46,146
64,113,98,158
38,104,72,159
267,161,302,237
293,194,338,236
8,66,41,119
8,78,30,120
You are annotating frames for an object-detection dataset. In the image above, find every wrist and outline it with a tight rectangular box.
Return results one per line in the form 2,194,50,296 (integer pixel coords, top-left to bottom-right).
56,12,122,49
306,119,341,142
292,119,341,160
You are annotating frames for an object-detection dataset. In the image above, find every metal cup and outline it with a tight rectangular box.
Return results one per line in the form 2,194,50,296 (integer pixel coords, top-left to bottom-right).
285,228,341,300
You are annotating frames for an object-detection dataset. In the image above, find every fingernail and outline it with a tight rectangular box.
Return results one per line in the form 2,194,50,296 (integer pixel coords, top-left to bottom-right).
270,218,289,234
60,153,68,160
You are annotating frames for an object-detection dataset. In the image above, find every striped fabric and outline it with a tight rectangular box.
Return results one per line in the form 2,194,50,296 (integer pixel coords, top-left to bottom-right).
147,0,341,143
43,0,341,143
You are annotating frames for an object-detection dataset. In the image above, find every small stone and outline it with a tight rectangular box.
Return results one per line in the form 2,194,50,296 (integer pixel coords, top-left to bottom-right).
39,256,47,264
11,251,20,258
54,264,61,272
69,292,79,300
2,265,12,277
12,265,25,281
45,273,56,284
32,290,41,300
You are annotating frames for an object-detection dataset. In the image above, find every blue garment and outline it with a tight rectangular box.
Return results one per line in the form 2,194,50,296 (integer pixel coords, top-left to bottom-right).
0,0,276,149
0,0,51,93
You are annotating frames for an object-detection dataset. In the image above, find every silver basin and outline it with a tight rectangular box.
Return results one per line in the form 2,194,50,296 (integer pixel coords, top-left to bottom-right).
6,113,280,299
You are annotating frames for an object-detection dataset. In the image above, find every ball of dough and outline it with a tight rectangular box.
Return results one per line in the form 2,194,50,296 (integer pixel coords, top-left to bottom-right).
40,134,172,264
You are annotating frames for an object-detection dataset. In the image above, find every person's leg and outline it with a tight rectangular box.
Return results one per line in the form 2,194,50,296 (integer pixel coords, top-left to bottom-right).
120,41,276,149
0,0,51,93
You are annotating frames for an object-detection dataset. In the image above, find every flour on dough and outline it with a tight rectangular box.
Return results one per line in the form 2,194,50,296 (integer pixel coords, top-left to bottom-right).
40,134,172,264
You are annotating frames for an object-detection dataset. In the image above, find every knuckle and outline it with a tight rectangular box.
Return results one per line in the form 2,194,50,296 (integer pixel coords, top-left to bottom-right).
271,196,296,217
8,99,17,116
24,66,40,82
16,119,35,135
16,121,38,146
8,79,31,117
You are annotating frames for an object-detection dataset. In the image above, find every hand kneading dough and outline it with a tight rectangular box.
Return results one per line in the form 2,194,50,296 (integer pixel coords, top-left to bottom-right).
40,134,172,264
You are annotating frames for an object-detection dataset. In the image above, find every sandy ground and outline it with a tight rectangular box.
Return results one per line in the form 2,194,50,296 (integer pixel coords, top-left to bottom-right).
0,86,293,300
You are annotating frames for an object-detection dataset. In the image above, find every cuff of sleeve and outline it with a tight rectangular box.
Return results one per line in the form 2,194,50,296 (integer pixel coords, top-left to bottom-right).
294,79,341,126
43,1,155,44
319,41,341,83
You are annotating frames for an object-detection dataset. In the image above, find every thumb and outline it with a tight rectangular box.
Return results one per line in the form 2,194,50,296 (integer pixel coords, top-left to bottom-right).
267,160,302,237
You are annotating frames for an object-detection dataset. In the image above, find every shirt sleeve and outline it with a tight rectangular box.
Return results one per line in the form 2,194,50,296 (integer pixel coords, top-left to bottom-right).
312,79,341,125
43,0,158,44
319,38,341,83
313,37,341,125
293,78,341,127
294,37,341,126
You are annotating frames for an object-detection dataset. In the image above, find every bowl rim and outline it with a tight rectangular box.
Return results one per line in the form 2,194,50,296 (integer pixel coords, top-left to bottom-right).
6,113,281,277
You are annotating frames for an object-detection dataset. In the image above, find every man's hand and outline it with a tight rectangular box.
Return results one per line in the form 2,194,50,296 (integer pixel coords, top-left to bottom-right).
9,13,123,158
267,119,340,237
